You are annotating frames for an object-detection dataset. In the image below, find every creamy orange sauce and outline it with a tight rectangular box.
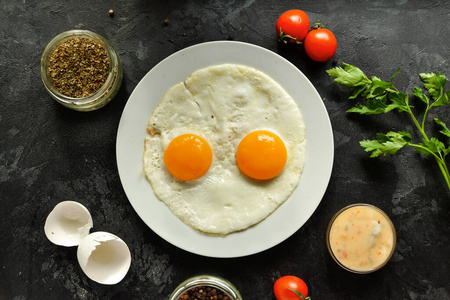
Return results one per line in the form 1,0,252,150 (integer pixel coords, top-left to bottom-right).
329,205,395,272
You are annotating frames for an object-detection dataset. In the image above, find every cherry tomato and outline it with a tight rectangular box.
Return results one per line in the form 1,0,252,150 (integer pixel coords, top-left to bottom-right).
274,275,310,300
276,9,310,44
304,28,337,62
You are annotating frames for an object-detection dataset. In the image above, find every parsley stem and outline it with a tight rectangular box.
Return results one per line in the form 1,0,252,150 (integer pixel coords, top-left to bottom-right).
436,159,450,190
408,100,450,190
411,143,450,190
407,105,429,141
438,155,450,189
421,105,431,136
404,91,430,141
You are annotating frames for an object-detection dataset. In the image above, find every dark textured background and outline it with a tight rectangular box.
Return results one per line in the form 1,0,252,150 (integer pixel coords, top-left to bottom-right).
1,0,450,299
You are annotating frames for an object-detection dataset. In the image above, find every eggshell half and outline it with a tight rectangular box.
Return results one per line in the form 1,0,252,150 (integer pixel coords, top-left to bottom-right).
77,231,131,285
44,201,93,247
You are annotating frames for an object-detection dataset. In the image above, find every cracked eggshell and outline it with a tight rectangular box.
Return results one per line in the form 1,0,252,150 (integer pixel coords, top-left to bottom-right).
77,231,131,285
44,201,93,247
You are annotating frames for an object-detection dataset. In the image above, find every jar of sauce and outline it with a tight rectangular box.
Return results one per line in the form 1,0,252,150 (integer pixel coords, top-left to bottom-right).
326,203,396,274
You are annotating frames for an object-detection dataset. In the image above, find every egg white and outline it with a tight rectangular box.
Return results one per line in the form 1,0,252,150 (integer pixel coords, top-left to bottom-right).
143,64,306,235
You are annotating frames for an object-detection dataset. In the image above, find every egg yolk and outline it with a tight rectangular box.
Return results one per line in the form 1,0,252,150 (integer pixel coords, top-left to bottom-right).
236,130,287,180
164,134,213,181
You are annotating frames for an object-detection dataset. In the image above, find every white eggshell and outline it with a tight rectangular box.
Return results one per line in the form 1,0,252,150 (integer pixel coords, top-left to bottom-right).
44,201,93,247
77,231,131,285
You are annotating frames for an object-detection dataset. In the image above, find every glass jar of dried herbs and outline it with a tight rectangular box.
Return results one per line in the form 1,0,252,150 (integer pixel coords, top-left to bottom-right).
41,30,123,111
169,275,243,300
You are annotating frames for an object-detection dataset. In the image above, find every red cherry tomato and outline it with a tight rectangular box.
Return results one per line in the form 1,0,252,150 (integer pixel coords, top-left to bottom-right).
276,9,310,44
304,28,337,62
274,275,310,300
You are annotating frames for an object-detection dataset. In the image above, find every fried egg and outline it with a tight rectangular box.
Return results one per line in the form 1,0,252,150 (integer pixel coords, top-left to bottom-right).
143,64,306,235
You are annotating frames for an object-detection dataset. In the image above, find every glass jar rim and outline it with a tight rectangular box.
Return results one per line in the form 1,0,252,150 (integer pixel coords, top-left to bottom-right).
326,203,397,274
169,275,243,300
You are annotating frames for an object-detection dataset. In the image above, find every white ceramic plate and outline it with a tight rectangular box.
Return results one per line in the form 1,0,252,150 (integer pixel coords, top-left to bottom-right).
116,41,333,258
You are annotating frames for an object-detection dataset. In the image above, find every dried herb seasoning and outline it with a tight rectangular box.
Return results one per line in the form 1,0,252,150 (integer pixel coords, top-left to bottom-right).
179,286,232,300
48,37,110,98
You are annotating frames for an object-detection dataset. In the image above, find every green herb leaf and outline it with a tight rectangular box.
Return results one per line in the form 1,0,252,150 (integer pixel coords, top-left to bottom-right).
328,64,411,115
365,76,391,99
347,100,386,115
435,118,450,137
347,104,384,115
420,72,446,100
360,131,411,157
413,87,430,105
348,85,368,99
420,72,450,107
346,92,409,115
390,67,402,83
432,92,449,107
416,138,446,156
387,91,410,112
326,63,371,88
430,137,446,153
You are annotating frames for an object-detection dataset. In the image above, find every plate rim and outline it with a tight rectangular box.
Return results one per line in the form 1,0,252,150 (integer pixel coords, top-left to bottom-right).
116,40,334,258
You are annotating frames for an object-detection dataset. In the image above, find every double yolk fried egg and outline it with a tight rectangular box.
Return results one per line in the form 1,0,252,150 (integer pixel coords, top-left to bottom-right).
143,64,306,235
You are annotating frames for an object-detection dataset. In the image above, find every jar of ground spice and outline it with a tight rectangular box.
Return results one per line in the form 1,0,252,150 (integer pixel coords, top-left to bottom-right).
169,275,242,300
41,30,123,111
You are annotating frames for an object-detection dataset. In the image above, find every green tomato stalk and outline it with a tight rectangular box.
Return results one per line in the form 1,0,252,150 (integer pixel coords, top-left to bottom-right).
327,63,450,191
287,288,311,300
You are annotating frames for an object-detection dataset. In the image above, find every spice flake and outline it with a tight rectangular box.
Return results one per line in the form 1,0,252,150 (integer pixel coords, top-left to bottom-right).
48,37,110,98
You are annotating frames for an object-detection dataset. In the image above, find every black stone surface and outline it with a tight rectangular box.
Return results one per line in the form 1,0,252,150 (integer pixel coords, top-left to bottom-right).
1,0,450,299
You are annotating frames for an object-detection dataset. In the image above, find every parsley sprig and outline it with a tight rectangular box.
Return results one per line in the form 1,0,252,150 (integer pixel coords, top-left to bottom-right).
326,63,450,190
